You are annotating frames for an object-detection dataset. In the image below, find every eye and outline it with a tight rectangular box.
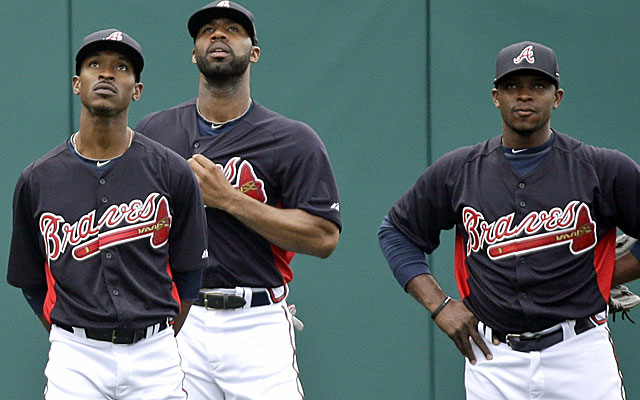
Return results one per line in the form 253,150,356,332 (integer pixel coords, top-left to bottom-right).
204,27,214,33
89,61,99,68
116,64,128,71
228,25,239,32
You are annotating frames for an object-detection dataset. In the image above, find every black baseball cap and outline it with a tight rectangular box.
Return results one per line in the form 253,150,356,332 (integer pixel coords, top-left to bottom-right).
75,28,144,82
188,0,258,45
494,41,559,87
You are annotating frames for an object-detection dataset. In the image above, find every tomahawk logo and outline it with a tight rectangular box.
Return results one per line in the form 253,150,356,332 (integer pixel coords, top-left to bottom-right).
462,201,597,260
513,45,535,64
40,193,171,261
218,157,267,203
104,31,123,41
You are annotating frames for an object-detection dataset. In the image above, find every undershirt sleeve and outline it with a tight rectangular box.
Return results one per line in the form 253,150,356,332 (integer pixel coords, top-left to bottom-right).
630,240,640,264
22,286,46,315
172,269,203,301
378,216,431,291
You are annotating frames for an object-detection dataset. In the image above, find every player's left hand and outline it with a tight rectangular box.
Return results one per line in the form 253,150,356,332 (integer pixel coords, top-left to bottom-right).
188,154,241,210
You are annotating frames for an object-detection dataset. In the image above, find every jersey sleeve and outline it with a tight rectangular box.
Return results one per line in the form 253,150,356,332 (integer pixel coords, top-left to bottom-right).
7,167,48,289
598,149,640,238
275,123,342,230
387,150,461,254
165,153,208,276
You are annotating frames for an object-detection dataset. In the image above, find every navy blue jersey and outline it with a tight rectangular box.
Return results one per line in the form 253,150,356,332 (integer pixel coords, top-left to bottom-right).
136,99,342,288
388,131,640,333
7,133,208,329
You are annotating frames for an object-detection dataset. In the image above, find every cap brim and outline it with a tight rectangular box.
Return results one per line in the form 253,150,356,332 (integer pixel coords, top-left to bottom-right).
188,7,256,45
75,41,144,78
494,67,558,86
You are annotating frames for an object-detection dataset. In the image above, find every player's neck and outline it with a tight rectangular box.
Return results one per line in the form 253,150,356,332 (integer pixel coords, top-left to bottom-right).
198,76,252,124
502,124,553,149
75,113,133,160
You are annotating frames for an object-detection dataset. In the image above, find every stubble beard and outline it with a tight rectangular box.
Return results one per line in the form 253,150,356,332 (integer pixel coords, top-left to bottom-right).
196,49,251,86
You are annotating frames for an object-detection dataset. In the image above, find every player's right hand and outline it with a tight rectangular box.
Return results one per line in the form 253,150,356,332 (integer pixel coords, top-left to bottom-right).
432,299,493,364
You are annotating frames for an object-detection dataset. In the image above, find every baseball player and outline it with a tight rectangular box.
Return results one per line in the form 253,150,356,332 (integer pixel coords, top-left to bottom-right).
6,29,208,399
134,2,342,399
378,41,640,399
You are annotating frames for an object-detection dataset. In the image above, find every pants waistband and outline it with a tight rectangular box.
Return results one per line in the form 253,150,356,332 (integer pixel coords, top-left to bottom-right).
481,311,606,352
56,318,171,345
194,285,287,310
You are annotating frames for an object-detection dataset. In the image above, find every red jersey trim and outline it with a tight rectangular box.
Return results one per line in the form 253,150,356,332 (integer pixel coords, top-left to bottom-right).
43,261,57,324
594,229,616,302
454,232,471,299
165,262,182,312
270,200,295,284
271,243,295,284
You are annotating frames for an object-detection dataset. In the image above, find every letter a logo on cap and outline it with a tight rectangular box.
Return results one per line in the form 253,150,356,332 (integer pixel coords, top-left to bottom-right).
513,45,535,64
217,1,231,7
104,31,124,41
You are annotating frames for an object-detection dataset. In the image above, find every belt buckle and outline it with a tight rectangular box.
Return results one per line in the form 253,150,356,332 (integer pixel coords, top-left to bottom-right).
201,289,220,310
505,332,540,349
202,291,246,310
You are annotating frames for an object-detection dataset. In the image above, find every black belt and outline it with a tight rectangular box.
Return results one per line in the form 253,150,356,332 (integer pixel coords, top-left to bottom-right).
56,319,170,345
194,289,272,309
493,317,596,352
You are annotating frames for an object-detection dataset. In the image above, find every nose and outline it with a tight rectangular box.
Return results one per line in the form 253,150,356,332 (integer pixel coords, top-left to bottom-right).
516,86,533,101
98,66,115,80
210,26,227,41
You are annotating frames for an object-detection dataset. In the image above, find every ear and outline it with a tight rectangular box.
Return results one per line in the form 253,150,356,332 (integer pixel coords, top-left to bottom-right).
72,75,81,95
131,82,144,102
250,46,261,63
491,88,500,108
192,48,197,64
553,88,564,109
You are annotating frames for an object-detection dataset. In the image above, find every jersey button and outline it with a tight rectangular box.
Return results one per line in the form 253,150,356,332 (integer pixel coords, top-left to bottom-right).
519,201,526,207
105,252,112,259
193,142,200,148
101,197,108,203
99,178,106,185
518,182,525,189
520,293,527,299
112,289,119,296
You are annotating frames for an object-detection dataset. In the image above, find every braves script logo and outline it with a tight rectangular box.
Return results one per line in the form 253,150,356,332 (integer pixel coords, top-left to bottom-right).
40,193,171,261
218,157,267,203
104,31,123,41
513,45,535,64
463,200,597,260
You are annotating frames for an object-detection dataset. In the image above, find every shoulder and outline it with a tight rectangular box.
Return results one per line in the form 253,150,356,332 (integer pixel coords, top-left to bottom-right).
553,130,635,165
132,134,191,170
247,101,319,140
136,98,197,131
25,141,70,174
433,136,499,169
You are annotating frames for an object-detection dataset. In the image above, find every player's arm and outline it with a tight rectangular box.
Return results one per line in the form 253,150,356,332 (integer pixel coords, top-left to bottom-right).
172,301,193,335
612,240,640,286
378,217,493,364
188,154,339,258
21,287,51,332
37,315,52,332
9,172,52,334
171,269,202,335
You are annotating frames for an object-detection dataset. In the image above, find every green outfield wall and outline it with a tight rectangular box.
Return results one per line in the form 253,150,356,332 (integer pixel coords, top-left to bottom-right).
1,1,638,399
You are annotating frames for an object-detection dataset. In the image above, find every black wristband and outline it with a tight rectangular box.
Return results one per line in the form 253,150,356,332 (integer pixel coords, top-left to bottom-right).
431,296,452,320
